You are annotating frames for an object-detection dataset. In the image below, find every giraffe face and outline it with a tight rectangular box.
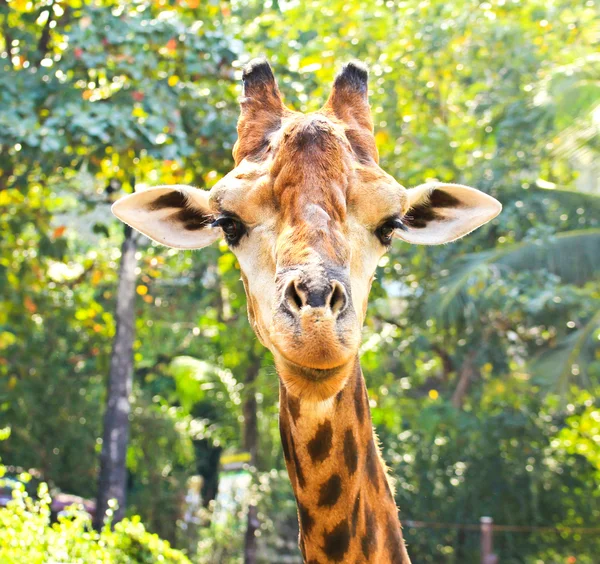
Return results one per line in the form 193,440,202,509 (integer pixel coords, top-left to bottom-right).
207,112,405,392
112,60,501,400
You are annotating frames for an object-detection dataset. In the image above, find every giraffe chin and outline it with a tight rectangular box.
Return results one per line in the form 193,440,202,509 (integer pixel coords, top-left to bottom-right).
274,354,355,402
268,324,359,400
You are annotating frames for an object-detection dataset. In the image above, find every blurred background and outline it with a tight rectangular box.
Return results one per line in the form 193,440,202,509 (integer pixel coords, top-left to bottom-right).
0,0,599,563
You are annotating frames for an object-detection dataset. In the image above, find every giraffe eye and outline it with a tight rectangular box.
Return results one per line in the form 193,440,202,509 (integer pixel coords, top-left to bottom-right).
376,217,406,246
211,215,246,246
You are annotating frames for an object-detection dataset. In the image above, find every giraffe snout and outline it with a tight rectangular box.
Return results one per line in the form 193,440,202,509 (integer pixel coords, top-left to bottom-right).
271,267,359,374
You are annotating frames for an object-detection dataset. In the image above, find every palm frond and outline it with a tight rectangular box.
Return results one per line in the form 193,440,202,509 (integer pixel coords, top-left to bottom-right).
493,230,600,284
552,104,600,162
428,229,600,327
536,54,600,123
529,310,600,392
169,356,241,412
535,55,600,163
531,186,600,213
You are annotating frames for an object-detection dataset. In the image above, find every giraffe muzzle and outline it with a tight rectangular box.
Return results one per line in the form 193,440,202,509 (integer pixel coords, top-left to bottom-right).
270,267,360,373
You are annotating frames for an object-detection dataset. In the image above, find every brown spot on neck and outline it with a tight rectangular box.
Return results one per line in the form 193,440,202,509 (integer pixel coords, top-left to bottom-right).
307,421,334,463
361,505,378,559
317,474,343,507
287,394,301,423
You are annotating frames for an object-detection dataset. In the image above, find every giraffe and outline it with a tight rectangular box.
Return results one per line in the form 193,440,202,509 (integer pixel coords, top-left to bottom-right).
112,59,501,563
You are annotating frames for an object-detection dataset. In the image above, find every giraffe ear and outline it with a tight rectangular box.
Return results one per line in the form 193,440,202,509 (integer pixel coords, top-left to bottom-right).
395,183,502,245
111,185,220,249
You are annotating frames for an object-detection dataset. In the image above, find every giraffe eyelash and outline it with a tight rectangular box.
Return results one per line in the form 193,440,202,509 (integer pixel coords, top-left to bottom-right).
376,216,407,245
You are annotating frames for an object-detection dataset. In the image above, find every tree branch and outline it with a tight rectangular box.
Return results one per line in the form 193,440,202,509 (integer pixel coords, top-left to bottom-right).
0,0,14,68
451,351,478,409
431,343,455,382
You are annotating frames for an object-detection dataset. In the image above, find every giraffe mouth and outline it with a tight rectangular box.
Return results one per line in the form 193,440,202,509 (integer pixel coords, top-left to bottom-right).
273,349,355,400
275,353,348,382
270,299,360,370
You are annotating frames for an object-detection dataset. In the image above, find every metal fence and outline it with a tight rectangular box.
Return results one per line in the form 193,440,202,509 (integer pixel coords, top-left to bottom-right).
403,517,600,563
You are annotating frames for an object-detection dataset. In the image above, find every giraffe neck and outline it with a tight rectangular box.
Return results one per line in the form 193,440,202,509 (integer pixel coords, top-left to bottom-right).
278,357,411,563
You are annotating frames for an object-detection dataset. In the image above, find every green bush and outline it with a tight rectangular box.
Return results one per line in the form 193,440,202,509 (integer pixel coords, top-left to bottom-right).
0,465,191,564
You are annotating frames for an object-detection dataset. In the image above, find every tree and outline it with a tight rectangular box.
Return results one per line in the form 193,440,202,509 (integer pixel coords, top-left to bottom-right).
1,0,239,531
95,224,138,527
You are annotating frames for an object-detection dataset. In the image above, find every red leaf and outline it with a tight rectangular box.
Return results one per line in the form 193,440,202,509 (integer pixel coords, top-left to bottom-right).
24,296,37,314
53,225,67,238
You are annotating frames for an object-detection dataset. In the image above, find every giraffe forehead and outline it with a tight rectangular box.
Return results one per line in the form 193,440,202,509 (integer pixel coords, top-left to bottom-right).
211,114,405,230
271,114,351,221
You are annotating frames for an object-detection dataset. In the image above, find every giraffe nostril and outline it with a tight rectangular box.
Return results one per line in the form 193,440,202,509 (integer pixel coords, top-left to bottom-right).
284,279,306,313
327,280,348,317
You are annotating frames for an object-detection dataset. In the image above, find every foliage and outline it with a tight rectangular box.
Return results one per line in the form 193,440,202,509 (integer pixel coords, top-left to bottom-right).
386,386,600,563
0,461,190,564
1,0,599,563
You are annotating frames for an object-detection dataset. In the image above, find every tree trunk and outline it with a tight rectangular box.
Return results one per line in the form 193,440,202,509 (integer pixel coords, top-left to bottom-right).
431,343,454,383
94,225,138,529
451,351,477,409
243,355,261,564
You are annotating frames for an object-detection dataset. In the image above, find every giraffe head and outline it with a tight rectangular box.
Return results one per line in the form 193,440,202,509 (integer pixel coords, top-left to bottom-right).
112,59,501,400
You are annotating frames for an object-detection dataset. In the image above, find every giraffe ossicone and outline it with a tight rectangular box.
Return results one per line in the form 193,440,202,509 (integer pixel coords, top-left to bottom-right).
112,58,501,563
